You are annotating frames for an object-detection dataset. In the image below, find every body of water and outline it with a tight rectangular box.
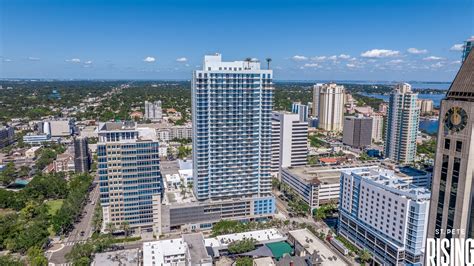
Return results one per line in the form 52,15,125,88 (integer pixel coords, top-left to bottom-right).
361,93,445,108
419,119,439,135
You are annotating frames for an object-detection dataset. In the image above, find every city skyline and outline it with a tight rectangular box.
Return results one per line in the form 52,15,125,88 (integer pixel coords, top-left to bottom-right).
1,0,472,81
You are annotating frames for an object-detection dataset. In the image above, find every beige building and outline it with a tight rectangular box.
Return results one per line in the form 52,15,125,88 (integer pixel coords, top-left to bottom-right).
419,99,434,114
427,50,474,240
370,113,384,143
316,83,345,131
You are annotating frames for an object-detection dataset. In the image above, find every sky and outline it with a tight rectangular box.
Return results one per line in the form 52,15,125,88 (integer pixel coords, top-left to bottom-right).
0,0,473,81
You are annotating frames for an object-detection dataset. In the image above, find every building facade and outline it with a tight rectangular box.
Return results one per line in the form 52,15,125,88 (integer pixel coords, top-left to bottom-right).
317,83,345,131
427,50,474,240
74,137,91,173
384,83,420,164
191,54,273,205
312,84,321,117
97,122,163,233
338,167,430,265
291,102,309,122
144,100,163,121
342,116,373,148
462,36,474,62
418,99,434,114
271,112,308,174
371,113,384,143
0,126,14,149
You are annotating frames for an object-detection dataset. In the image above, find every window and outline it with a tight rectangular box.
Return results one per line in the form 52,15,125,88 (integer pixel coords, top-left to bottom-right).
445,138,451,150
456,141,462,152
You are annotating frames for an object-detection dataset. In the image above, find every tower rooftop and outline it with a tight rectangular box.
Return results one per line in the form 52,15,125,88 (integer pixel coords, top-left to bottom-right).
446,47,474,101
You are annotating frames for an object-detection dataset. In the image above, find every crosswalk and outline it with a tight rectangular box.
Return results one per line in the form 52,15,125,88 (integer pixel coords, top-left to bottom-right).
49,263,72,266
63,240,87,246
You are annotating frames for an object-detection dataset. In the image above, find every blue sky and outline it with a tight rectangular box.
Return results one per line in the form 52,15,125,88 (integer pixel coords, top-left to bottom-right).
0,0,473,81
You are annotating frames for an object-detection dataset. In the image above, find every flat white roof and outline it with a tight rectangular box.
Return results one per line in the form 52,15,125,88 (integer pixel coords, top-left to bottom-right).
289,229,347,266
205,229,285,249
143,238,188,265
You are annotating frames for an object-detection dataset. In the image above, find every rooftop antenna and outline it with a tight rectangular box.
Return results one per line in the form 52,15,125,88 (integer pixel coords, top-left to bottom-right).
266,58,272,70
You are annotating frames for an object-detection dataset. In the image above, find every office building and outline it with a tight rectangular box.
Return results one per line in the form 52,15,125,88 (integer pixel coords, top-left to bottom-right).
0,126,14,149
338,167,431,265
291,102,309,122
74,137,91,173
23,133,51,146
317,83,345,131
371,113,384,143
312,84,321,117
427,50,474,240
191,54,273,205
462,36,474,62
97,122,163,233
144,100,162,121
271,112,308,174
342,115,373,148
384,83,420,164
280,164,377,210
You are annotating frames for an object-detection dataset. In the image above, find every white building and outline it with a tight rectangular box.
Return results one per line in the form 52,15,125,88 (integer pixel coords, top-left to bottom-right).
280,164,378,210
370,113,384,143
291,102,309,122
271,112,308,174
338,167,430,265
191,54,274,214
316,83,345,131
145,100,163,121
384,83,420,164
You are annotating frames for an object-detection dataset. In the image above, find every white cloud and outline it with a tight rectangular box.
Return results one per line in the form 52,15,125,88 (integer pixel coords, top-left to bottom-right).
143,56,156,63
450,44,464,51
338,54,351,59
360,49,400,58
328,55,338,60
431,62,444,68
346,63,356,68
387,59,404,64
423,56,444,61
66,58,81,63
176,57,188,62
291,55,308,61
84,60,93,64
310,56,326,61
27,56,40,61
303,63,320,68
450,60,461,65
407,48,428,54
3,58,12,62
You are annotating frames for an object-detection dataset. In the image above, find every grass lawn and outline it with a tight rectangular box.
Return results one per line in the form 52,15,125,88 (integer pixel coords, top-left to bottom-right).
46,199,64,216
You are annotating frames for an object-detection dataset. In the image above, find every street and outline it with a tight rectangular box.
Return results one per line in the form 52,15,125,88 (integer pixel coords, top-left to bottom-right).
47,177,100,265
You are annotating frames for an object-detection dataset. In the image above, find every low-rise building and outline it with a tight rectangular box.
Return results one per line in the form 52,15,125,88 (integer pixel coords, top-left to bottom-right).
143,233,212,266
280,164,378,210
23,133,52,146
288,229,347,266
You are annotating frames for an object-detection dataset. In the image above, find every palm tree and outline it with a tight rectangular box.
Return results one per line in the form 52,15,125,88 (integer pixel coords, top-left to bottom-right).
266,58,272,69
106,222,115,234
245,57,252,69
121,221,130,238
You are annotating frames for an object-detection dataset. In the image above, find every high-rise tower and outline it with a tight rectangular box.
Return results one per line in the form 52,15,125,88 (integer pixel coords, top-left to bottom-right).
317,83,345,131
384,83,420,164
427,50,474,240
192,54,273,201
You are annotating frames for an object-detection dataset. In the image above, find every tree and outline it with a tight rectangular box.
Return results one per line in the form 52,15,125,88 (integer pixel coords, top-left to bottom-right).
0,255,23,266
27,246,48,266
359,249,372,263
106,222,115,234
228,238,257,254
121,221,130,237
236,257,253,266
0,162,16,186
